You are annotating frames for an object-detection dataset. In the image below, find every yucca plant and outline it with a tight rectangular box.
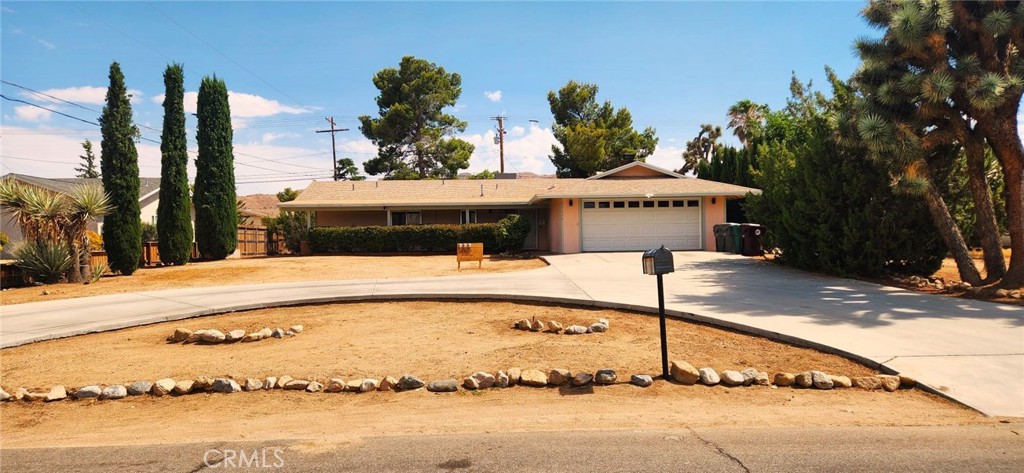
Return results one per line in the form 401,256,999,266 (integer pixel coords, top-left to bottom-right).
14,239,72,284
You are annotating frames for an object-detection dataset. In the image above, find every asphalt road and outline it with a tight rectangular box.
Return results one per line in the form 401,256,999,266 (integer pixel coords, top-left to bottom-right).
3,425,1022,472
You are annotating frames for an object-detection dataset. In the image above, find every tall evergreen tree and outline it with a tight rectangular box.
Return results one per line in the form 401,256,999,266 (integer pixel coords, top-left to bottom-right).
193,75,237,260
75,140,100,178
156,63,193,265
99,61,142,275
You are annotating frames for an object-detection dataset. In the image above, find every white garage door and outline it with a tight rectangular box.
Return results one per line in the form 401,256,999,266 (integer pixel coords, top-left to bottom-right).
581,199,702,252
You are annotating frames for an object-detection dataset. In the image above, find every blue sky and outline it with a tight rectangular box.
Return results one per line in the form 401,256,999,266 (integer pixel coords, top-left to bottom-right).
2,1,875,194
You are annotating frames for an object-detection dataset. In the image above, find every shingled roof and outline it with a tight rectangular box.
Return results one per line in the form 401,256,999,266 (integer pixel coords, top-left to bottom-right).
2,174,162,199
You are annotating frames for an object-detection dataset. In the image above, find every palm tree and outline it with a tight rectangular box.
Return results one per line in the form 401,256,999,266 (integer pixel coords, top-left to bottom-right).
726,100,767,147
64,183,111,282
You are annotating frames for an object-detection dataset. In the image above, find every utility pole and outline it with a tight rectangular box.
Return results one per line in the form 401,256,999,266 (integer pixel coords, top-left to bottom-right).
491,116,507,173
315,117,348,181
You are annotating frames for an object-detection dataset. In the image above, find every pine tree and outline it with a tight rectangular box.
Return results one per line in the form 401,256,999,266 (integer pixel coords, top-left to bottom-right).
98,61,142,275
193,75,237,260
156,63,193,265
75,140,100,178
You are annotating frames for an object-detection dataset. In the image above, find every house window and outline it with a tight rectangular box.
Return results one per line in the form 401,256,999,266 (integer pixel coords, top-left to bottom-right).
657,201,669,208
642,201,655,208
460,210,477,224
613,201,625,208
687,200,699,207
391,211,421,226
627,201,640,208
672,200,684,207
598,202,610,209
583,201,596,209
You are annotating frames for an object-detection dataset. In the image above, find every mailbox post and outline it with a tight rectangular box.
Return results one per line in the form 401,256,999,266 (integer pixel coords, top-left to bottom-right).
642,245,674,379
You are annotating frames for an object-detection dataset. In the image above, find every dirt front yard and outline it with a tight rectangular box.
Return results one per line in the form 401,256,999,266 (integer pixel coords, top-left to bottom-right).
0,255,546,306
0,301,987,448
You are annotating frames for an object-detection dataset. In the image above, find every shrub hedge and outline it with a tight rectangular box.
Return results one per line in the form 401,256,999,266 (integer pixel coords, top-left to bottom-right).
310,223,502,254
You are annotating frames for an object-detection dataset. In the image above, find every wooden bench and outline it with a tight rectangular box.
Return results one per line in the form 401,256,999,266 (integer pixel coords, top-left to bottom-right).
457,242,484,270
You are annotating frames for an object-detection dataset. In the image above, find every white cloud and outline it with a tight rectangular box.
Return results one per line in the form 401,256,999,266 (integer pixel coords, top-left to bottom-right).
484,90,502,102
509,126,525,137
645,145,684,174
260,132,301,144
461,122,558,175
0,126,162,178
11,28,23,35
31,86,144,105
151,91,316,127
2,6,15,13
14,105,52,122
36,38,55,50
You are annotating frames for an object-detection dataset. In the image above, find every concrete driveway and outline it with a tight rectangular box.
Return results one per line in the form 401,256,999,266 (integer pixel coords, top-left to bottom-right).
2,252,1021,417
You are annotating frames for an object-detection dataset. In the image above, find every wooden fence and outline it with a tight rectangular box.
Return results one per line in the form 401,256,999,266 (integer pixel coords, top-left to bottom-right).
134,227,285,266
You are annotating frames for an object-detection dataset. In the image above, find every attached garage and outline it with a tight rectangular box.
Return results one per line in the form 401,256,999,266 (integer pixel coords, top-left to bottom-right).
581,198,702,252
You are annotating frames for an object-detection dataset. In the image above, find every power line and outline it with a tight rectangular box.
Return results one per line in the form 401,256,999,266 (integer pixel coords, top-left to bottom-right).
0,94,100,126
2,80,102,113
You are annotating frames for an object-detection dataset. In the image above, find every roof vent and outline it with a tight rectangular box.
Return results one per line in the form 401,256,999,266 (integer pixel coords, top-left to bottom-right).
480,184,484,197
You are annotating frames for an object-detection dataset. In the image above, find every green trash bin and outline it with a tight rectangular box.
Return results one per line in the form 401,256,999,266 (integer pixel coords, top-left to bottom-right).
727,223,742,254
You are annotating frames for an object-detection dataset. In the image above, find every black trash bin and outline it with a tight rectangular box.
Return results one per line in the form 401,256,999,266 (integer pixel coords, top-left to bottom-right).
739,223,764,256
713,224,729,252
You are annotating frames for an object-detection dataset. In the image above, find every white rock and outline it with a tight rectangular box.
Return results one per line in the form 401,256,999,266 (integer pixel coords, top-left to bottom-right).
495,371,510,388
306,381,323,393
284,380,310,390
243,378,263,391
379,377,398,392
200,329,226,343
811,371,834,390
289,324,304,333
564,325,589,335
326,378,346,393
0,387,10,402
225,330,246,342
128,380,152,395
360,379,379,392
101,385,128,400
598,318,610,328
172,380,194,395
720,370,745,386
211,378,242,393
74,385,103,399
547,321,563,333
630,374,653,387
264,377,278,390
276,376,293,389
471,371,496,389
590,322,608,333
698,368,721,385
46,385,67,402
167,328,192,343
152,379,176,396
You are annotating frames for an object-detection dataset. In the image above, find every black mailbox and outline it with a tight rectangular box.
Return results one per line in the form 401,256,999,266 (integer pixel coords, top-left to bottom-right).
642,245,675,275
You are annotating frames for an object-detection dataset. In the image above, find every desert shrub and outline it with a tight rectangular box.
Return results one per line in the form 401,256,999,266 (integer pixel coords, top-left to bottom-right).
14,239,73,283
86,230,104,252
265,211,312,254
309,223,501,254
140,221,158,242
0,231,8,251
87,262,108,284
496,214,531,254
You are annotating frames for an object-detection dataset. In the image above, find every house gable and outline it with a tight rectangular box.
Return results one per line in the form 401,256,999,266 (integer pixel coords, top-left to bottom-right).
586,161,685,180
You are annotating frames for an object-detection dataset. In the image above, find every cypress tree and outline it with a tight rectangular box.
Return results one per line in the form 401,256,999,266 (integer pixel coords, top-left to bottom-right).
156,63,193,265
99,61,142,275
193,75,237,259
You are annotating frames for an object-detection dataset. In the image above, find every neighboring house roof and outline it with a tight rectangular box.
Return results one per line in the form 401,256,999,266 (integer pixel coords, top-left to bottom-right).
281,162,760,211
1,173,162,201
238,194,282,218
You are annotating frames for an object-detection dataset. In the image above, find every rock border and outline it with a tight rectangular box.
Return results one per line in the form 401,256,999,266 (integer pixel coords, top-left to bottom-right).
166,325,304,344
512,317,609,335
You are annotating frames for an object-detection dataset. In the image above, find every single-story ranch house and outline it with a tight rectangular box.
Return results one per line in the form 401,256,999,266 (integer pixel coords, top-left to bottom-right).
279,162,761,253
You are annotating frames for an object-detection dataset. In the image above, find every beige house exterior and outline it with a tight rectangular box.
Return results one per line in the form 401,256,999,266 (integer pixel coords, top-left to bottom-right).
280,162,760,254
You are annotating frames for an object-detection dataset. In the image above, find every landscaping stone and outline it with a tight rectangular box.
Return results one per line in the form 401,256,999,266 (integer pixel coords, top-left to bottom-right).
345,380,363,392
495,371,510,388
740,368,759,386
594,369,617,385
507,368,522,385
564,325,588,335
200,330,226,343
74,385,103,400
306,381,323,393
167,328,192,342
290,324,304,333
599,318,610,328
795,372,814,388
830,375,852,388
152,379,175,396
101,385,127,400
243,378,263,391
589,322,608,333
14,388,28,401
631,374,653,387
811,371,834,390
183,331,204,344
379,376,398,392
547,321,563,333
699,368,721,386
257,327,273,339
211,378,242,393
285,330,295,336
720,371,745,387
515,319,530,330
899,375,917,388
284,380,310,391
530,320,545,332
470,372,496,389
754,371,771,386
519,370,549,387
878,375,901,392
172,380,195,395
426,379,459,392
193,376,213,391
225,330,246,342
46,385,67,402
0,387,10,402
264,377,278,390
398,375,425,391
24,390,48,402
572,372,594,386
852,376,882,390
548,369,571,386
670,361,700,385
774,373,796,387
463,377,481,390
272,328,285,338
326,378,346,393
242,332,263,342
276,376,294,389
128,381,152,396
360,379,379,393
